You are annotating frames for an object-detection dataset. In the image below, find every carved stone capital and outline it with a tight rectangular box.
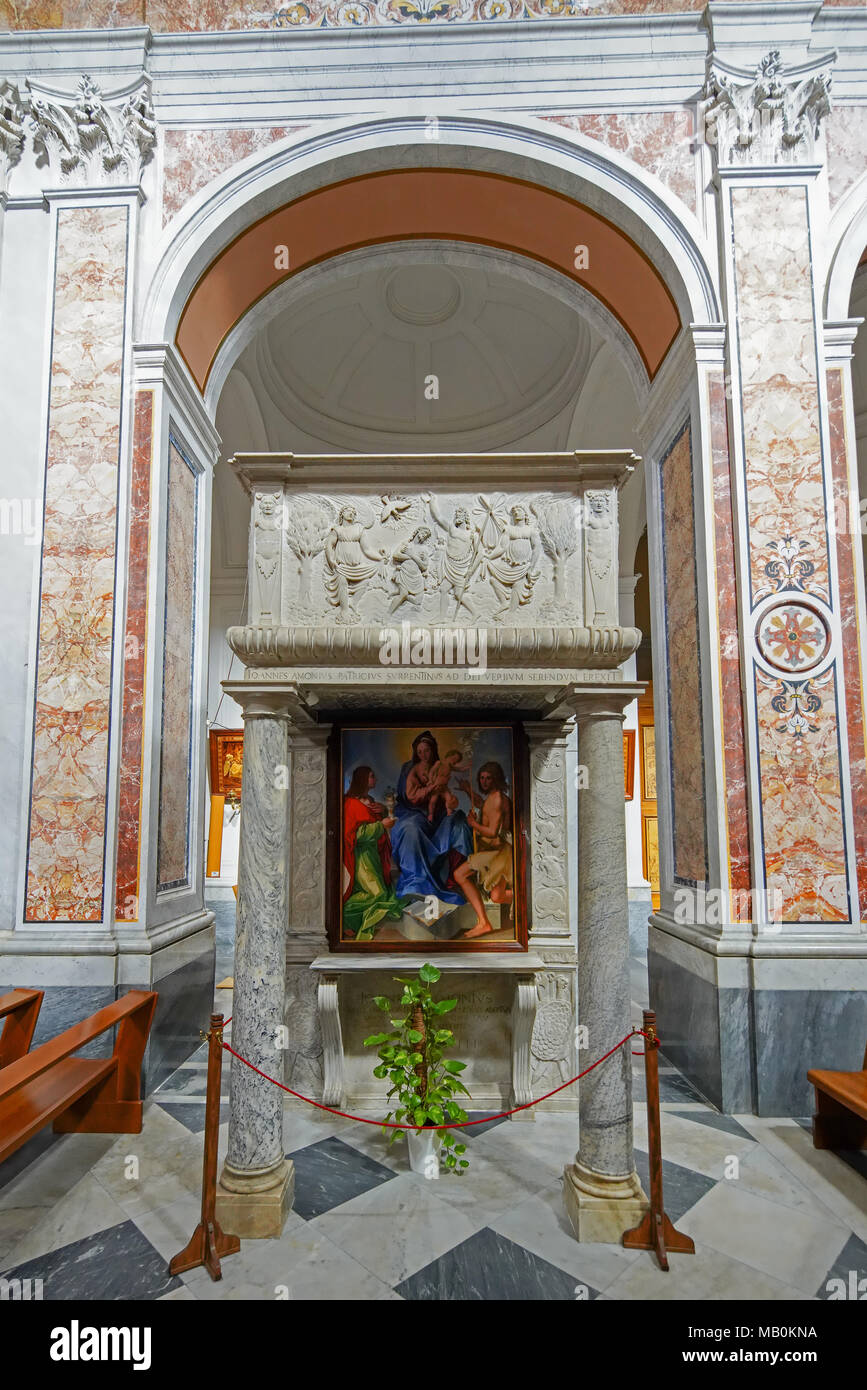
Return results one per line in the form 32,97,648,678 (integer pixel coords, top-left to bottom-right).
0,79,25,196
702,49,834,168
220,680,317,724
26,73,156,188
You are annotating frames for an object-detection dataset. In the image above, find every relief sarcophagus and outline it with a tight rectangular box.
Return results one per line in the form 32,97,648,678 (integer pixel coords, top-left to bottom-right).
227,452,640,688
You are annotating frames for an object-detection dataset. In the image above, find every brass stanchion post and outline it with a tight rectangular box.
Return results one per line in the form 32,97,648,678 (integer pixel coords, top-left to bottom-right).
169,1013,241,1281
622,1008,695,1270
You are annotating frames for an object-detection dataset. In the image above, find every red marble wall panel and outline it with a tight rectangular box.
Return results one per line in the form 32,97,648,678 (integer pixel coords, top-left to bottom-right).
660,422,708,885
754,666,848,923
542,112,696,213
730,184,830,609
708,371,751,908
115,390,154,923
826,366,867,921
156,438,198,890
25,205,128,922
162,127,307,225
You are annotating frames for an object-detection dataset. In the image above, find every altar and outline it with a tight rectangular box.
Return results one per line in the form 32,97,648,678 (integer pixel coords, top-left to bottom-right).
215,452,648,1244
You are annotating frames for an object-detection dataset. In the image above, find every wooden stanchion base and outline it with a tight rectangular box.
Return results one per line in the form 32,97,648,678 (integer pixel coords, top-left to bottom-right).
623,1209,695,1272
169,1219,241,1282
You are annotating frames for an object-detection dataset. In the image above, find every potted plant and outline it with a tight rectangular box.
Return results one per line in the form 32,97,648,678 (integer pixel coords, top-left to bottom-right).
364,962,471,1177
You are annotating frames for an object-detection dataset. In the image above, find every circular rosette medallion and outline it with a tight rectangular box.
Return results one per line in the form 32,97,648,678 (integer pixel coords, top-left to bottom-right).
756,601,830,673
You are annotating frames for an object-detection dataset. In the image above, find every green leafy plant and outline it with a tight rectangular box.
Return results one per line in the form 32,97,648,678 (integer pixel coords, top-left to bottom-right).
363,961,471,1174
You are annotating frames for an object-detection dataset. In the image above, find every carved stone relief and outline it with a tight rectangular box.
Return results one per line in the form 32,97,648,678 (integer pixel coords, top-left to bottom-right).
269,488,594,629
26,74,156,186
253,491,283,625
703,50,833,168
289,738,329,941
530,970,576,1098
529,741,570,940
283,966,324,1095
0,79,25,195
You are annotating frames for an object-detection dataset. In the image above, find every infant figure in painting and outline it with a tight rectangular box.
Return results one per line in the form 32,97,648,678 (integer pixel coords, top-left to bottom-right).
424,748,471,825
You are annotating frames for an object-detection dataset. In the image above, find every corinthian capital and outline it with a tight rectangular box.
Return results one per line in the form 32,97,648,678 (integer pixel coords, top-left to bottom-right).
702,49,834,168
0,79,26,196
26,73,156,187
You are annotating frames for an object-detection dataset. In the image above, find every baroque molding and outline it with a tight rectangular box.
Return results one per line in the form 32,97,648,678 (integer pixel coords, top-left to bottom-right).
25,73,155,188
0,79,25,196
702,49,834,168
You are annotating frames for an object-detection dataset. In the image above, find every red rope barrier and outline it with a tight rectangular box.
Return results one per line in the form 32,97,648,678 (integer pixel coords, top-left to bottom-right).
221,1027,650,1131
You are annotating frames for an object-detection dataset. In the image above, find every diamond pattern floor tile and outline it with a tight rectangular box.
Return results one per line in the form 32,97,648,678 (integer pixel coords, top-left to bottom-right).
287,1135,397,1220
396,1226,598,1301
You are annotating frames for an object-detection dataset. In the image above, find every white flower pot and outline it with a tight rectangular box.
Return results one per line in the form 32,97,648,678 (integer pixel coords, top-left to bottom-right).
407,1126,441,1178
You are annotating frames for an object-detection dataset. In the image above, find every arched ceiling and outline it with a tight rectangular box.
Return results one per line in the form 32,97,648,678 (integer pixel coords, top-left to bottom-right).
179,168,681,391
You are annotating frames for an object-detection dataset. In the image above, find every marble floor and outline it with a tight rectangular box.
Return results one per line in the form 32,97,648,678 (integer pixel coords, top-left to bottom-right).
1,917,865,1300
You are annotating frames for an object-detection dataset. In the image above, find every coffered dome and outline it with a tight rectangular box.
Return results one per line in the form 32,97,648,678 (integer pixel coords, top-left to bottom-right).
237,245,594,451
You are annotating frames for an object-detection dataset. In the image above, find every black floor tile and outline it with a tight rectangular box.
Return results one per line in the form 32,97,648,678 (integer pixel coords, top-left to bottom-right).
0,1221,180,1300
816,1231,867,1299
460,1111,511,1139
286,1135,396,1219
633,1149,718,1223
397,1227,598,1301
668,1109,756,1143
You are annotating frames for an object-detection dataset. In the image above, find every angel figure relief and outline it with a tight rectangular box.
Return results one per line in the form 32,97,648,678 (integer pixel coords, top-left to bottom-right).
324,503,388,623
480,498,542,620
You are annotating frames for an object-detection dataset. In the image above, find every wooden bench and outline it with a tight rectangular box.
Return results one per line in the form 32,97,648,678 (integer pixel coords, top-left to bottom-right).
808,1042,867,1151
0,990,157,1165
0,989,43,1068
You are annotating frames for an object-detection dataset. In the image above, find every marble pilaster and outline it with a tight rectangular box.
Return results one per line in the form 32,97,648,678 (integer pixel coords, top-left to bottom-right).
564,692,649,1243
216,685,298,1238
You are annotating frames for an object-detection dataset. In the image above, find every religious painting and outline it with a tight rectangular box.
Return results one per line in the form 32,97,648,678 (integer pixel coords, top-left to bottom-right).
209,730,244,807
329,722,528,952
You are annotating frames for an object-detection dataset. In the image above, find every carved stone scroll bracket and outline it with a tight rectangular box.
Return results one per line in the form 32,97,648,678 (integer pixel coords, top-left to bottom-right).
702,48,834,168
317,975,345,1108
511,976,539,1121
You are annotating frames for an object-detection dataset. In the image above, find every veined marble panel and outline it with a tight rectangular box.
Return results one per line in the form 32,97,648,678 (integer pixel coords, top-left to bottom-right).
541,112,696,212
826,367,867,921
162,127,308,225
156,438,198,891
824,106,867,208
25,205,128,923
708,372,750,908
660,422,707,886
754,666,848,923
730,185,829,608
115,391,154,924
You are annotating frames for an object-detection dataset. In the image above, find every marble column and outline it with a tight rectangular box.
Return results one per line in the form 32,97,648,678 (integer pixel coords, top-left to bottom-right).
564,695,648,1242
216,687,295,1238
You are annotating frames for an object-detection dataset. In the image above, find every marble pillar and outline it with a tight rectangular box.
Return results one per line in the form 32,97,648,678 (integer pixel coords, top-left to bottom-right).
564,696,648,1242
216,688,295,1237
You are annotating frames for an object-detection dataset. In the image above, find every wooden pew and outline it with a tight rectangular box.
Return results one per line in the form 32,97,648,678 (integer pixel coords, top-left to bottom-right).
0,989,44,1068
808,1041,867,1151
0,990,157,1165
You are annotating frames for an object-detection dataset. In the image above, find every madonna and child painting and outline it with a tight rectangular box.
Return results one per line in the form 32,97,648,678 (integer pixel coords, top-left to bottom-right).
337,724,524,949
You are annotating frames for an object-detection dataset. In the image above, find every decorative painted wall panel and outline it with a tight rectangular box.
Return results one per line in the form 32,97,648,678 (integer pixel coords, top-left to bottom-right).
708,371,751,907
156,437,198,891
162,127,307,225
754,667,848,923
115,390,154,923
4,0,709,31
659,422,707,886
826,366,867,921
541,112,696,212
730,184,830,609
25,205,128,923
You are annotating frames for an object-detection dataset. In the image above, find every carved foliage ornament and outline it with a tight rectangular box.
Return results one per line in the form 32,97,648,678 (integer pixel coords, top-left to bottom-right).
702,50,833,167
25,74,156,186
0,80,25,193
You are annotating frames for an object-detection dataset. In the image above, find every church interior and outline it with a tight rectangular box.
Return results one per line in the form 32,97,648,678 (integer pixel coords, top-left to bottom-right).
0,0,865,1341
